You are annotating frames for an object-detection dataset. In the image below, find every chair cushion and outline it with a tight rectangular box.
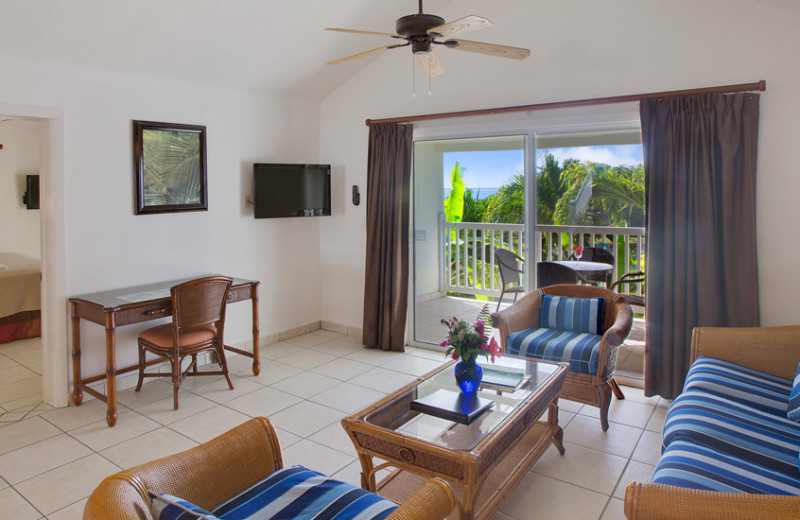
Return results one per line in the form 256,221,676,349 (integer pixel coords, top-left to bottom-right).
212,465,398,520
140,324,217,348
663,390,800,477
538,294,605,335
651,440,800,495
150,493,222,520
787,362,800,421
683,356,792,415
507,327,601,374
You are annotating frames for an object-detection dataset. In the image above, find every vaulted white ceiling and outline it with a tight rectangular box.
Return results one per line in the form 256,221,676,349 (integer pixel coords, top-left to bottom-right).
0,0,450,100
0,0,792,102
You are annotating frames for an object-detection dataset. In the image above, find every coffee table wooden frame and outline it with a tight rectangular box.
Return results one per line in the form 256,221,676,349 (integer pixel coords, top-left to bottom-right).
342,359,568,520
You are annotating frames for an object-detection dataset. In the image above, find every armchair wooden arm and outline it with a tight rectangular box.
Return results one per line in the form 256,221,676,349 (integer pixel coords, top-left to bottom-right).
84,416,456,520
624,482,800,520
690,325,800,381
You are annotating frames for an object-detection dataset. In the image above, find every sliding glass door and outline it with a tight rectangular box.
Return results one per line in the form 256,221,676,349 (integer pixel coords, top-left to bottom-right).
411,135,526,347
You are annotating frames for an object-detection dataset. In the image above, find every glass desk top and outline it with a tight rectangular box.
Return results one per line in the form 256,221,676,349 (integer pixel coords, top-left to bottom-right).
363,355,562,452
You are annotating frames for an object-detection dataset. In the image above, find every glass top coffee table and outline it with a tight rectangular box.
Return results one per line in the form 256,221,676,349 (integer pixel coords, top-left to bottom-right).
342,354,568,520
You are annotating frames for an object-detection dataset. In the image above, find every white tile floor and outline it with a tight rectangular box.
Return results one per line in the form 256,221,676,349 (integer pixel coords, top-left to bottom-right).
0,329,667,519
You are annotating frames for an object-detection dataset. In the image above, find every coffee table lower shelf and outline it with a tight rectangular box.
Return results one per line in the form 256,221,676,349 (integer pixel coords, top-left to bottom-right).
375,422,557,520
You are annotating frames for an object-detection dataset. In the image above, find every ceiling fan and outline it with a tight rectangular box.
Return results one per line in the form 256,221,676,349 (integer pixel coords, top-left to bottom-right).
325,0,530,77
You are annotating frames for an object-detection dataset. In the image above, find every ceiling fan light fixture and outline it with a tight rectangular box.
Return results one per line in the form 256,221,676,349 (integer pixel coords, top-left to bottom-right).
412,41,432,54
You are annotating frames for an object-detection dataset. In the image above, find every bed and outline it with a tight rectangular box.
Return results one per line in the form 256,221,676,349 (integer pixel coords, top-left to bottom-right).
0,252,41,344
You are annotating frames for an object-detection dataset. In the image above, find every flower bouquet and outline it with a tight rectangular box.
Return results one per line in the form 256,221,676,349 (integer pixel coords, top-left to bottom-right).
440,307,501,394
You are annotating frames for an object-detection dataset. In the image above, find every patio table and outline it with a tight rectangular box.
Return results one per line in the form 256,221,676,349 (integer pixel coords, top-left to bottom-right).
552,260,613,286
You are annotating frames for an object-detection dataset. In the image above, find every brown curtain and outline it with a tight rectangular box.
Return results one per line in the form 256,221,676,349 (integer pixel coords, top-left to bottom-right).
362,123,413,351
641,93,760,399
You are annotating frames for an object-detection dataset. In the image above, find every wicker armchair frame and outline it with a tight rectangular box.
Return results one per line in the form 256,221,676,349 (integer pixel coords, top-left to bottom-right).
84,417,456,520
492,285,633,431
624,325,800,519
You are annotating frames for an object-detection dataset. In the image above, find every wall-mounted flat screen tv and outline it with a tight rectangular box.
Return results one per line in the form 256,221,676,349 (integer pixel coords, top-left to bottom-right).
253,163,331,218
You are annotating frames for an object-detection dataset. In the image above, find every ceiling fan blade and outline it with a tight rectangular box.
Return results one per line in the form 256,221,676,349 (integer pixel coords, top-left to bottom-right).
326,28,404,39
445,39,530,60
428,15,492,39
417,49,444,77
326,45,395,65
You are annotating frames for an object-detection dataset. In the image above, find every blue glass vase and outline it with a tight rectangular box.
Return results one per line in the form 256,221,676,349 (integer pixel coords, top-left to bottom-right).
454,358,483,395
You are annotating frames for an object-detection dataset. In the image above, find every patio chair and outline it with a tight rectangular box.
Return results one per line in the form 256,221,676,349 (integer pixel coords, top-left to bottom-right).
492,285,633,430
537,261,584,288
571,246,615,266
84,417,456,520
495,248,526,312
611,271,646,308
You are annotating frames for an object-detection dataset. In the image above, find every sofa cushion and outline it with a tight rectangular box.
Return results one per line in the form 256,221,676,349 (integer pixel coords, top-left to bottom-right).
539,294,605,335
663,390,800,477
507,328,601,374
683,356,792,415
652,440,800,495
150,493,221,520
787,363,800,421
212,465,397,520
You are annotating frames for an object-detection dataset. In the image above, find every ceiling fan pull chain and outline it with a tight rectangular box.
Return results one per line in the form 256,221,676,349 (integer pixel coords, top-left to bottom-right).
428,69,432,96
411,53,416,98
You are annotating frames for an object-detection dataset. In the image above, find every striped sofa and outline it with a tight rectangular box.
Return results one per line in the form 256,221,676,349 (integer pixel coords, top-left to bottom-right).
625,325,800,519
84,417,455,520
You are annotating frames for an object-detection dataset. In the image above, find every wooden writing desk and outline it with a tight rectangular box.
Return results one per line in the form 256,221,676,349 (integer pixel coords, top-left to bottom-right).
69,276,260,427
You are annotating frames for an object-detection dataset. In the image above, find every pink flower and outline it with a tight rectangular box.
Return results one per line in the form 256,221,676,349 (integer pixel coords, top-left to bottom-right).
475,320,485,336
488,337,501,363
572,245,583,254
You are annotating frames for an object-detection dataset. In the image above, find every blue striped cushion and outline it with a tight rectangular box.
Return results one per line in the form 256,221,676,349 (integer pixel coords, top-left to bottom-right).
787,363,800,421
683,356,792,415
150,493,221,520
663,390,800,477
652,440,800,495
212,466,397,520
507,327,601,374
538,294,605,335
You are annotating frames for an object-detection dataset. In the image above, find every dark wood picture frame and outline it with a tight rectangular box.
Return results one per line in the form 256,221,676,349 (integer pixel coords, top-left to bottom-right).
133,120,208,215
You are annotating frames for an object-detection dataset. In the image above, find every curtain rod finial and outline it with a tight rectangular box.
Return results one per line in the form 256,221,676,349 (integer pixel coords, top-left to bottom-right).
759,80,767,91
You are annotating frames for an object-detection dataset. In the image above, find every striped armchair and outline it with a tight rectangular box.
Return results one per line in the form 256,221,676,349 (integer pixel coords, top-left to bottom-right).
84,417,455,520
492,285,633,431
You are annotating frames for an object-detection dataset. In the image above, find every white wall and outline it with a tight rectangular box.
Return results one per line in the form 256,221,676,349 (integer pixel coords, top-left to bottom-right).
0,53,322,404
0,120,41,258
319,0,800,329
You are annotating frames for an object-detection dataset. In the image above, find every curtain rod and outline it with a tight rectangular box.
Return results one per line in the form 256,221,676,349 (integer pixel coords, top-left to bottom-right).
365,80,766,126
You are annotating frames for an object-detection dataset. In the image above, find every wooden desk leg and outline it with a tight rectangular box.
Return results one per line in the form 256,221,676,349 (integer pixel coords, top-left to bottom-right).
104,323,118,427
251,284,261,376
70,305,83,406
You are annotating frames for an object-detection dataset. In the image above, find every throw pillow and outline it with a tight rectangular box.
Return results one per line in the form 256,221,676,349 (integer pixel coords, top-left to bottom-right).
539,294,605,335
149,492,222,520
787,362,800,421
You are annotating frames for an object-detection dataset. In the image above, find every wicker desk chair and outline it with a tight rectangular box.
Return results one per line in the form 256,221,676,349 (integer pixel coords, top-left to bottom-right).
495,248,526,311
135,276,235,410
84,417,456,520
492,285,633,430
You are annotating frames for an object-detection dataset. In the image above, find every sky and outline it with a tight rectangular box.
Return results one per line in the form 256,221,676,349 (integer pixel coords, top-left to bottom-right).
443,144,644,189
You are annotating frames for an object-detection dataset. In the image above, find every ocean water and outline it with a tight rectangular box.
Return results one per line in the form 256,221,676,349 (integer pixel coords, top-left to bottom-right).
443,187,500,200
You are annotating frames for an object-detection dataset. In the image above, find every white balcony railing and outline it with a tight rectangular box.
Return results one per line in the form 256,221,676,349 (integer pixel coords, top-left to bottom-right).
439,221,645,299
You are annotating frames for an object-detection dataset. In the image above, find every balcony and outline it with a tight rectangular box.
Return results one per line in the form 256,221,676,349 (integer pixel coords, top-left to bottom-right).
414,221,646,380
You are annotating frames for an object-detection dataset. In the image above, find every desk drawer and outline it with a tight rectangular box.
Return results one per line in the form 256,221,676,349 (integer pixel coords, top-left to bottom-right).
115,301,172,327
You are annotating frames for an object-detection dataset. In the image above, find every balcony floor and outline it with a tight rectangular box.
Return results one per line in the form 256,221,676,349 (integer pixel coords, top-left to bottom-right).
413,295,645,383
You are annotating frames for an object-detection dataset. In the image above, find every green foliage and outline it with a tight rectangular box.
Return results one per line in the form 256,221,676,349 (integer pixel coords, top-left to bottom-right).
443,162,465,223
461,188,490,223
482,173,525,224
